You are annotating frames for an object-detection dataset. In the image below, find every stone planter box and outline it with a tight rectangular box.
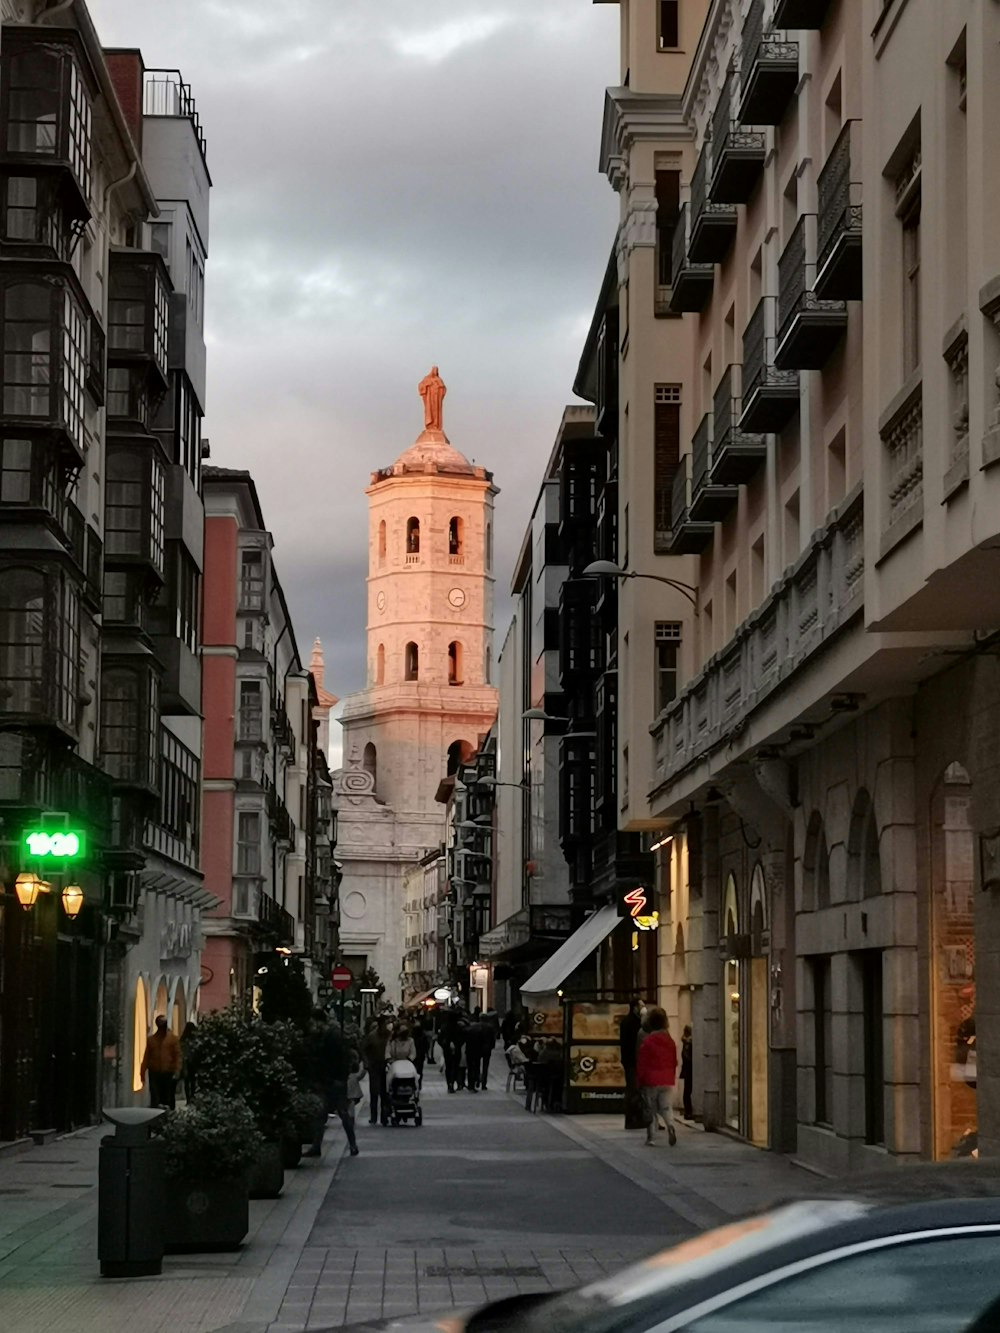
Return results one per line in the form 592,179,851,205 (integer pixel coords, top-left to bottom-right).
164,1176,249,1252
303,1112,327,1149
248,1140,284,1199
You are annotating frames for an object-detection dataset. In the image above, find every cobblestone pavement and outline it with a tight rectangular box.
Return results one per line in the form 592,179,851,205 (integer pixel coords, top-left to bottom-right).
0,1068,819,1333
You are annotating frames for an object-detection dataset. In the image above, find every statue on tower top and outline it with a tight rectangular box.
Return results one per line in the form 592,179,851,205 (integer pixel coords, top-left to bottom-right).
418,366,446,433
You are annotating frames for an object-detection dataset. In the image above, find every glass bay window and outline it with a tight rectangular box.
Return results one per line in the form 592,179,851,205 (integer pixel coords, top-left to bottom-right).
105,444,165,576
1,275,88,463
0,562,80,732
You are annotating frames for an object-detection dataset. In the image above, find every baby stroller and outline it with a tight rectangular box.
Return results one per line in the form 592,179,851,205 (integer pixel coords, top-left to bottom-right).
386,1058,422,1126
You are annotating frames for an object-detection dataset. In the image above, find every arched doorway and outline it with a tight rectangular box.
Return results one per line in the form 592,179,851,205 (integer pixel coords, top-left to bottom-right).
721,873,740,1129
931,761,976,1158
749,864,769,1147
132,977,148,1094
171,982,186,1036
363,742,377,789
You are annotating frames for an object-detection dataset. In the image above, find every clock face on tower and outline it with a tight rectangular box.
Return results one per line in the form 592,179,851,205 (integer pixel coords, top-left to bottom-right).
376,591,386,612
448,587,466,609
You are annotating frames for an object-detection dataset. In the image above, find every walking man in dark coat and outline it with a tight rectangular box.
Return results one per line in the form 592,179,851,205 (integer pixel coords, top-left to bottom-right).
681,1025,694,1121
619,998,644,1129
307,1023,359,1156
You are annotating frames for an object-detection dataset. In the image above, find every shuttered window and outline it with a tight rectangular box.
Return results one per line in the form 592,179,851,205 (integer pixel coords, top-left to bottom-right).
654,385,681,550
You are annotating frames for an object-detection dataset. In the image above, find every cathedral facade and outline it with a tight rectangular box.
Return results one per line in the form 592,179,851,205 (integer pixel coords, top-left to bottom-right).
334,371,498,1002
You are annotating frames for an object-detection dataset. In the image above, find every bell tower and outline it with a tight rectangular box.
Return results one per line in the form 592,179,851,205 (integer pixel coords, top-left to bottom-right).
339,368,499,822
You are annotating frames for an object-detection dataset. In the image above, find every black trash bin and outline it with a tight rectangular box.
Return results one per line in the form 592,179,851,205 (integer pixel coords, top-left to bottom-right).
98,1106,167,1278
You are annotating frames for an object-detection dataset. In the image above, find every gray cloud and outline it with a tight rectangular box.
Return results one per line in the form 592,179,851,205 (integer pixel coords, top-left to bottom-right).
90,0,619,701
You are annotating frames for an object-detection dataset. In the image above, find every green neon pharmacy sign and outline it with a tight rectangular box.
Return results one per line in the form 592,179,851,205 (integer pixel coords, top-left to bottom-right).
23,830,86,859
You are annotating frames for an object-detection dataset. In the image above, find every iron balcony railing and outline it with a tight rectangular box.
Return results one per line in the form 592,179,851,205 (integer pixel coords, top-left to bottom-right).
742,299,768,401
671,202,690,283
778,216,808,340
713,367,735,446
671,453,690,531
692,412,713,496
143,69,208,161
742,0,766,68
712,69,733,159
690,141,710,227
817,119,862,277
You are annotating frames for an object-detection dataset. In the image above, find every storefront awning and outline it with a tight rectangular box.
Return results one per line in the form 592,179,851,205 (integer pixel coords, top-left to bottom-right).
519,903,620,997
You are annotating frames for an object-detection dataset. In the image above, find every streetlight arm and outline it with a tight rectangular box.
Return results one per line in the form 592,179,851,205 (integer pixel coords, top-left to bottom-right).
624,571,699,612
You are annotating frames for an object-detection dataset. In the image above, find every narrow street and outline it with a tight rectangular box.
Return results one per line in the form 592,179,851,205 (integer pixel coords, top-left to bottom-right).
0,1073,815,1333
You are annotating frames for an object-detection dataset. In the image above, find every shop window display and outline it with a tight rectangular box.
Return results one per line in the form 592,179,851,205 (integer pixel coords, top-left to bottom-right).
931,762,976,1158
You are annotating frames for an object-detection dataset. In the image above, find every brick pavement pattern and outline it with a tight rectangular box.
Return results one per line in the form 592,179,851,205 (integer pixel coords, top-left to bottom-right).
0,1069,819,1332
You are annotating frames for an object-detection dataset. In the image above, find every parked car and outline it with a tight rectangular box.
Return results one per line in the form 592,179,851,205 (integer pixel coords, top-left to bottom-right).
313,1163,1000,1333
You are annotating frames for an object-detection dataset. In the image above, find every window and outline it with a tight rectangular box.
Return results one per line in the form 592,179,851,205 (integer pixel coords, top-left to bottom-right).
654,385,681,549
375,642,385,685
485,646,491,684
448,640,463,686
811,955,832,1125
5,46,91,195
240,548,265,610
149,222,171,270
100,666,158,787
405,641,419,681
486,521,493,570
377,519,386,566
108,267,147,352
106,366,149,423
237,811,261,875
3,281,50,418
895,144,922,376
0,436,53,506
171,549,199,653
406,516,420,555
449,515,464,557
655,622,681,714
659,0,680,49
103,568,144,629
156,726,199,860
105,448,164,570
238,680,263,741
363,743,377,788
682,1235,1000,1331
655,168,680,289
176,377,201,485
2,175,69,254
0,566,44,714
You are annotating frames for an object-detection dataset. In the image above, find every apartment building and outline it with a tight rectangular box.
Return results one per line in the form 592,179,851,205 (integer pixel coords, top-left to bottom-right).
0,1,216,1132
595,0,1000,1171
201,467,335,1011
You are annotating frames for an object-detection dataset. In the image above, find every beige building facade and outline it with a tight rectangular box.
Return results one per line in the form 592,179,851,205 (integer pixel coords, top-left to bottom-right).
336,376,498,1003
585,0,1000,1170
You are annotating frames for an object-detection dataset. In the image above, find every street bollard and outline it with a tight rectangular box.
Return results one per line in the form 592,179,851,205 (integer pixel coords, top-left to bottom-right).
98,1106,167,1278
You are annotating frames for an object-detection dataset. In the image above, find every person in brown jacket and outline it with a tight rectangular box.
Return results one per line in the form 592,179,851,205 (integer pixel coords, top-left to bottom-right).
140,1015,182,1109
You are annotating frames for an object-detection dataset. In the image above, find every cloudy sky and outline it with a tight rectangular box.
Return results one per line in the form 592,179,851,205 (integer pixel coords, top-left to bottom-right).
90,0,619,744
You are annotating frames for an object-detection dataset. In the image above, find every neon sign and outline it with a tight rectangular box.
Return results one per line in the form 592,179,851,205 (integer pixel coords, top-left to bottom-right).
623,887,648,918
23,830,85,859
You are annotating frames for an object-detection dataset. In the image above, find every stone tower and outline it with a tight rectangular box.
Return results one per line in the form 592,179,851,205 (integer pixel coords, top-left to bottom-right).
335,371,499,1000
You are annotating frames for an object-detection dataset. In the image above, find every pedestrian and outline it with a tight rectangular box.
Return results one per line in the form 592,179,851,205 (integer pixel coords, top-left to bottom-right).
500,1007,520,1049
636,1007,677,1147
361,1015,390,1126
412,1018,429,1085
480,1010,499,1090
307,1021,359,1157
465,1008,488,1092
387,1023,417,1063
440,1008,465,1092
681,1024,694,1121
140,1015,181,1110
619,998,644,1130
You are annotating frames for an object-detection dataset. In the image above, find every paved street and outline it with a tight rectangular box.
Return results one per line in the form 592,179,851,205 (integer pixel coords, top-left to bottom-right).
0,1069,818,1333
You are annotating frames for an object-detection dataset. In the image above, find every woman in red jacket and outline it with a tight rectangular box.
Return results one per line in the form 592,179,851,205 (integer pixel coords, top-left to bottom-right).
635,1007,677,1147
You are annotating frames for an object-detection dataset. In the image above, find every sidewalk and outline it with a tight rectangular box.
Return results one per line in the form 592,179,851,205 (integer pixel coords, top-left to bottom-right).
0,1117,347,1333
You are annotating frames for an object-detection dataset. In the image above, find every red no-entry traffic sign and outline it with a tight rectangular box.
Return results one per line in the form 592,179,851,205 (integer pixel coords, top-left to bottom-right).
330,965,353,992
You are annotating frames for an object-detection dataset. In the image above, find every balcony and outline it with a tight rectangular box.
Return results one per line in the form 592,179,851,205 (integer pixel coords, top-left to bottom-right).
86,315,105,406
259,892,296,945
0,438,86,564
710,366,766,486
689,142,737,264
652,488,864,789
558,578,602,681
740,299,800,432
773,0,833,27
774,217,847,370
689,412,738,523
668,204,714,313
84,524,102,611
738,0,799,127
667,454,714,555
710,70,766,205
144,725,200,869
880,380,923,558
107,250,171,390
815,120,863,301
0,737,112,835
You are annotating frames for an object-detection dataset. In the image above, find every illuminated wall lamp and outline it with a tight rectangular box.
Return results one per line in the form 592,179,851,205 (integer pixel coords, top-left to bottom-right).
15,872,41,910
62,884,84,918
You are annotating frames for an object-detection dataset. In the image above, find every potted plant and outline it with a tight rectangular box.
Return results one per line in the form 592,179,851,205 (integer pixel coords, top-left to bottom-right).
183,1010,299,1199
288,1089,327,1162
158,1093,262,1252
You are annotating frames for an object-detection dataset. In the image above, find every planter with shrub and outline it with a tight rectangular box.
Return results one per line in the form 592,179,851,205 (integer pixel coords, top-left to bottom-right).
158,1094,263,1252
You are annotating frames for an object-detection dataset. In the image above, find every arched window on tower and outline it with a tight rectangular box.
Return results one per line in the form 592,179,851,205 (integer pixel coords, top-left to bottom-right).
448,641,463,686
377,520,386,567
375,642,385,685
486,521,493,570
404,641,419,681
449,516,464,559
406,517,420,556
485,647,491,684
447,739,473,776
363,742,377,788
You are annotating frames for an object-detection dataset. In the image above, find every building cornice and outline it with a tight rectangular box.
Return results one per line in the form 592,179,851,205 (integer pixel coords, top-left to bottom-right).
682,0,738,141
599,87,689,192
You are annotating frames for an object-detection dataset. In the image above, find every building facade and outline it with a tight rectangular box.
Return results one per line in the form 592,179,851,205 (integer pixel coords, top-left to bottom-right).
0,2,217,1133
577,0,1000,1170
336,370,498,1004
200,467,335,1012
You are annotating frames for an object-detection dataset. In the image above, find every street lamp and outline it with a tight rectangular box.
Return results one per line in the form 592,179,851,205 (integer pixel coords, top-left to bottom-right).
61,884,84,918
15,872,41,910
583,559,699,612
